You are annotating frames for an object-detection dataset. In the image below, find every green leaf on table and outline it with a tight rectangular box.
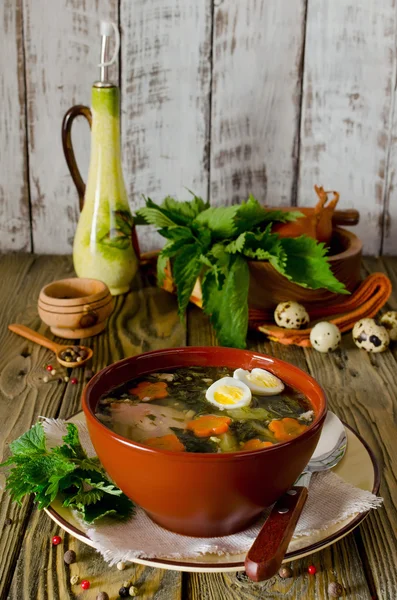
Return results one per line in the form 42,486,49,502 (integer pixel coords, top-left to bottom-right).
173,243,203,317
78,491,134,523
276,236,350,294
202,254,249,348
8,423,46,458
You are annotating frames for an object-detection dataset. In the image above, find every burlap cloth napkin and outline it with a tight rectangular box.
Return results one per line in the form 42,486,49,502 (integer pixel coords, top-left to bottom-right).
42,419,382,565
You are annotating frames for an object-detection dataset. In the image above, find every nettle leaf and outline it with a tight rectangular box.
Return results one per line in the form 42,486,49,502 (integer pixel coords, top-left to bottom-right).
79,491,134,523
202,255,249,348
62,424,87,460
194,205,239,239
135,198,179,228
9,423,46,458
161,194,209,224
276,236,349,294
156,252,169,286
173,244,203,317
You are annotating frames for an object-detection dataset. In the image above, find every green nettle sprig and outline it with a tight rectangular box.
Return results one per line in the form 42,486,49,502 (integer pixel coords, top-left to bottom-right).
135,194,348,348
0,422,134,523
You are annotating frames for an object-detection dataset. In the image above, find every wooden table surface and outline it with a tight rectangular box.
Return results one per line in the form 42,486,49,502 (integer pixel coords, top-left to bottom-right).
1,254,396,600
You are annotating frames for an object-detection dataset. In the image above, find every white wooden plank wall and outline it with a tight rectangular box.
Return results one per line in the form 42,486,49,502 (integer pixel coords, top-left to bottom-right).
210,0,306,207
23,0,118,253
120,0,212,252
0,0,30,252
298,0,397,256
1,0,397,255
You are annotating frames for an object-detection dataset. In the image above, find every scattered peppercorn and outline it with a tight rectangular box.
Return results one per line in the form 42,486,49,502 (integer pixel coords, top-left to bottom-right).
4,517,12,526
81,580,91,590
57,377,63,384
63,550,76,565
122,580,131,588
278,565,293,579
43,376,49,383
129,586,138,597
71,377,78,385
328,581,344,597
52,535,62,546
64,376,70,382
119,587,130,598
117,561,126,571
51,369,56,376
85,368,95,381
46,365,53,372
70,575,79,585
96,593,109,600
59,346,88,363
308,565,317,575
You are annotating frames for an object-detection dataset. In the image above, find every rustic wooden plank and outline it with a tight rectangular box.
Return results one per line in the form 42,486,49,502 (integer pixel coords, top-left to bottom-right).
187,305,372,598
0,255,75,599
9,509,182,600
121,0,212,251
382,92,397,255
23,0,118,253
6,265,185,599
0,0,31,252
298,0,396,255
300,257,397,599
210,0,306,207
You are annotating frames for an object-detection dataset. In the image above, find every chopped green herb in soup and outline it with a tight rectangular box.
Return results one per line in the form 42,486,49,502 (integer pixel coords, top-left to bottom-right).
95,366,315,453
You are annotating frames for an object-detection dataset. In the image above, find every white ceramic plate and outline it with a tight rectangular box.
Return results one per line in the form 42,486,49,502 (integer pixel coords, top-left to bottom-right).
44,413,379,573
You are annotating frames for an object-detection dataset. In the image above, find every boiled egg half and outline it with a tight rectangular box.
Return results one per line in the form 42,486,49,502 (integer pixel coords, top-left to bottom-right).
205,377,252,410
233,368,284,396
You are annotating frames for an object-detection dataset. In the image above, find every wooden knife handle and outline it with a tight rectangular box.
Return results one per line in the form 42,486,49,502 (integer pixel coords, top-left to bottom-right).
244,486,308,582
332,209,359,226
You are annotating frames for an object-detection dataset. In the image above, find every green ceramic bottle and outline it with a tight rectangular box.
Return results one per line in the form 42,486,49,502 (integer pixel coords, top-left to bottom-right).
62,23,138,296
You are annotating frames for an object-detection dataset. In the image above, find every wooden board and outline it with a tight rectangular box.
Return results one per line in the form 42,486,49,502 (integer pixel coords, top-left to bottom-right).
0,0,31,252
1,257,397,598
210,0,306,206
297,0,397,255
23,0,118,253
121,0,212,251
382,96,397,255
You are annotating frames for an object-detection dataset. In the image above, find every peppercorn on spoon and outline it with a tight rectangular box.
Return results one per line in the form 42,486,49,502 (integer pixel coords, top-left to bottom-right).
8,324,93,368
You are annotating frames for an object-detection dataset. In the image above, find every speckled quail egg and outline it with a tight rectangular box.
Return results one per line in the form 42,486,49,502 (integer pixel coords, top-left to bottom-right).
233,368,284,395
380,311,397,341
310,322,341,353
274,301,310,329
352,318,390,353
205,377,252,410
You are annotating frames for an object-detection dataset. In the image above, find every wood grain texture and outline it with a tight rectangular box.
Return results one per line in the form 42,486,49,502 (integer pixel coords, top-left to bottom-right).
0,0,31,252
5,261,184,599
210,0,307,206
300,256,397,600
382,95,397,254
298,0,397,255
23,0,118,253
121,0,212,251
0,255,74,599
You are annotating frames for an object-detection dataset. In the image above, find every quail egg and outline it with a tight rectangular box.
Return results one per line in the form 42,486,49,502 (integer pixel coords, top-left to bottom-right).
233,368,284,395
274,301,310,329
205,377,252,410
352,318,390,353
309,322,341,353
380,311,397,341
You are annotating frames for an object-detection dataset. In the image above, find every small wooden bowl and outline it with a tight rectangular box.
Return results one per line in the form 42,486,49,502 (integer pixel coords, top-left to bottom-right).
38,278,114,339
247,227,363,310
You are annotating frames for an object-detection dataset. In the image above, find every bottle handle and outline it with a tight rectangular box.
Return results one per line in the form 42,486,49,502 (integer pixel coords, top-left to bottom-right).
61,104,141,261
62,105,92,211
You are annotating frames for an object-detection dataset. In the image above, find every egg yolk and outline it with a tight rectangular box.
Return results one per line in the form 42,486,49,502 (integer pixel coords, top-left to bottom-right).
247,372,279,389
213,385,245,406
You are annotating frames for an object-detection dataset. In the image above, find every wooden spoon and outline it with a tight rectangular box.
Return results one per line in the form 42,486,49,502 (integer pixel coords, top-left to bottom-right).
8,324,93,368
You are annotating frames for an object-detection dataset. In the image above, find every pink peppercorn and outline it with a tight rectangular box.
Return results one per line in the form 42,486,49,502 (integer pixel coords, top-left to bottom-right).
81,580,91,590
71,377,78,385
308,565,317,575
52,535,62,546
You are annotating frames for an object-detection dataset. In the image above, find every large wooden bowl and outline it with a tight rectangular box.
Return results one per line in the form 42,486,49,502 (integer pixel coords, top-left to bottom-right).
247,227,362,311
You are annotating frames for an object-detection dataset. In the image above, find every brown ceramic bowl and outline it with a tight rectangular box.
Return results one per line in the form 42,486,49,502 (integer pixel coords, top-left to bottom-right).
82,347,327,537
38,278,114,339
247,227,363,310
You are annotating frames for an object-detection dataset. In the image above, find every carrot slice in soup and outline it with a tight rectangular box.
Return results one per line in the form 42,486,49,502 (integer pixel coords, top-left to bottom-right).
144,434,185,452
129,380,168,401
241,439,273,451
187,415,232,438
268,417,308,442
